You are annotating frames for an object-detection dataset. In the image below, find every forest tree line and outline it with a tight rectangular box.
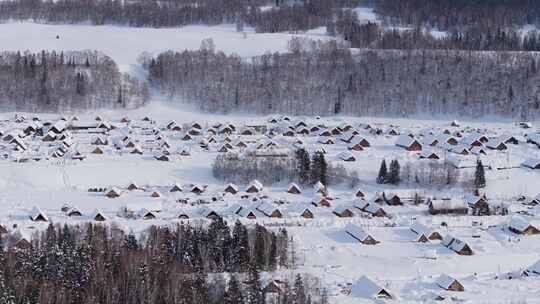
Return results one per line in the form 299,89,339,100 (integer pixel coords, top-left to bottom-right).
0,0,358,32
332,9,540,51
0,50,148,112
145,39,540,119
0,221,323,304
373,0,540,31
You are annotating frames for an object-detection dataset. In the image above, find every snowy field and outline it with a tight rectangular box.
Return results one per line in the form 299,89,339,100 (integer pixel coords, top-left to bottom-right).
0,22,331,74
0,102,539,302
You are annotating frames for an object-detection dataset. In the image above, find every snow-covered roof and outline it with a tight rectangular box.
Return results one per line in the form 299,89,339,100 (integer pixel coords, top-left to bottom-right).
345,224,372,242
509,216,536,232
442,235,470,253
395,135,418,147
29,206,48,221
256,202,281,217
436,274,459,290
523,159,540,169
353,199,369,210
338,151,355,160
528,259,540,274
351,276,391,299
410,222,434,236
247,180,263,191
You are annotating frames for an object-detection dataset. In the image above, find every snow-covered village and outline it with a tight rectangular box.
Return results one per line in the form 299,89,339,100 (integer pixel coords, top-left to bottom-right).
1,1,540,304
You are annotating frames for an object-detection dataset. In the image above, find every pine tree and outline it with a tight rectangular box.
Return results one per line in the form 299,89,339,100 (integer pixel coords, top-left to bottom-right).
0,235,14,304
310,152,327,185
232,221,250,272
193,270,210,304
474,159,486,188
377,159,388,184
320,288,329,304
245,263,264,304
278,229,288,268
293,275,307,304
267,233,277,271
253,224,266,270
295,148,311,185
334,87,342,114
224,275,243,304
388,159,401,185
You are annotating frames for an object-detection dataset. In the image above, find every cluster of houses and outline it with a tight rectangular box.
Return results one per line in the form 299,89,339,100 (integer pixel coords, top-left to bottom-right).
1,114,538,182
393,122,540,171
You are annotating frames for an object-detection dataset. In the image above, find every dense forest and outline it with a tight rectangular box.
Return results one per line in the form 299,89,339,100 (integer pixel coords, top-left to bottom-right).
0,221,322,304
0,0,358,32
0,51,148,112
146,39,540,119
332,10,540,51
373,0,540,31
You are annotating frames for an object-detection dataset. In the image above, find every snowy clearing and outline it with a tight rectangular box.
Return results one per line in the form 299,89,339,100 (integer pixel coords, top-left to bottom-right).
0,22,332,74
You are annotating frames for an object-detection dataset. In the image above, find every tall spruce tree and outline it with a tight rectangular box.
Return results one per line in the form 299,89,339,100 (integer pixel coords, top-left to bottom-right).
232,221,250,272
388,159,401,185
310,151,328,185
293,274,307,304
245,263,264,304
377,159,388,184
474,159,486,188
253,224,266,270
224,275,243,304
295,148,311,184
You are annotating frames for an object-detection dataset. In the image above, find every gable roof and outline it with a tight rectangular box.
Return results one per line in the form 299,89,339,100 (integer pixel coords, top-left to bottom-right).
352,276,392,299
29,206,48,221
345,224,374,242
436,274,460,290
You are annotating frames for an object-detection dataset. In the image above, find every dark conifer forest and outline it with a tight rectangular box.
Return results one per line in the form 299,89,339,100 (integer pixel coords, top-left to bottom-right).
0,221,321,304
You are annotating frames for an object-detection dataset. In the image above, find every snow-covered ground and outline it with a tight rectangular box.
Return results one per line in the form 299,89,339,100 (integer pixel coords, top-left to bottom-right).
0,22,332,75
0,101,539,302
352,7,379,24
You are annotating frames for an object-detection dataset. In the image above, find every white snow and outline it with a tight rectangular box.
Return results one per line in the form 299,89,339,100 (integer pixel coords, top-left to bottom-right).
0,22,333,75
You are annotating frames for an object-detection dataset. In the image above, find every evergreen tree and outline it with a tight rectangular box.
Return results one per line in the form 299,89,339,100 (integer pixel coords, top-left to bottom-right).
245,263,264,304
295,148,311,185
224,275,243,304
0,235,14,304
268,233,277,271
278,229,288,268
232,221,250,272
474,159,486,188
293,275,307,304
124,233,139,251
377,159,388,184
388,159,401,185
193,270,210,304
320,288,329,304
310,152,327,185
334,87,342,114
253,224,266,270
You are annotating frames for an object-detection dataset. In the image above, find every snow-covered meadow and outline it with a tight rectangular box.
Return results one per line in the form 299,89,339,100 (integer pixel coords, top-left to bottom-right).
0,22,331,74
